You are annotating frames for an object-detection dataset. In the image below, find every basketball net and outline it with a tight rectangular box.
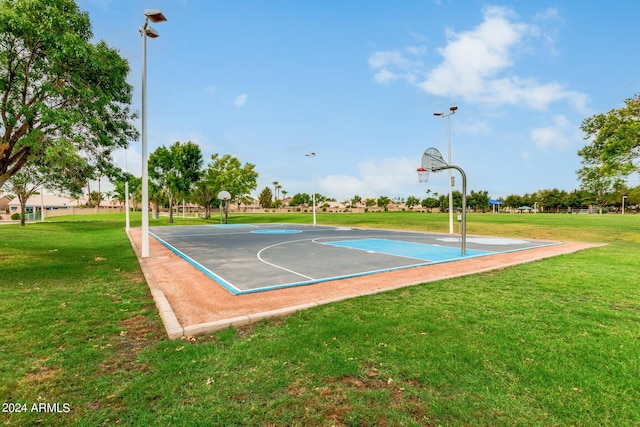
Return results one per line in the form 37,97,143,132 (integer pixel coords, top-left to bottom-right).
417,167,430,183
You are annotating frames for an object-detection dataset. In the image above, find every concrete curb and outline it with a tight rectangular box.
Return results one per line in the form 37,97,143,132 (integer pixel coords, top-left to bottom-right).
126,229,184,339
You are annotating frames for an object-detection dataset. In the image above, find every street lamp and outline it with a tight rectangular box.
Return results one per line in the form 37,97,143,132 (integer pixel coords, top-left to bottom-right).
305,152,317,225
434,105,458,234
622,195,627,215
140,9,167,258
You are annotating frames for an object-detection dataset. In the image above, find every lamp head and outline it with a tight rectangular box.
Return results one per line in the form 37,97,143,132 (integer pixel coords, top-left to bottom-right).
433,112,443,116
450,105,458,112
145,9,167,23
143,25,159,38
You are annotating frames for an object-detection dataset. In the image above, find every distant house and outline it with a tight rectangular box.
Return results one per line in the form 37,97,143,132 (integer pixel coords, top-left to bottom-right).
8,194,84,213
0,194,10,213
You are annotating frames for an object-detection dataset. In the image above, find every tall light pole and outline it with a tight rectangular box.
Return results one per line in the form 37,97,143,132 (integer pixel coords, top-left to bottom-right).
140,9,167,258
434,105,458,234
305,152,317,225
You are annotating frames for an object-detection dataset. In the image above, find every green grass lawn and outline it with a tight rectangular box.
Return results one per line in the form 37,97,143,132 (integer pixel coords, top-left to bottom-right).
1,211,639,425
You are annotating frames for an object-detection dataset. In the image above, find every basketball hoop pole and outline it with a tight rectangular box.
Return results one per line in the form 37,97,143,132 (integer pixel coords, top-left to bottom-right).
433,164,466,256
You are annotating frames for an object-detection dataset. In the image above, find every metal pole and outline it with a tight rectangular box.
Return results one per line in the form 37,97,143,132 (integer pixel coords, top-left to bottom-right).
141,18,150,257
125,181,130,231
447,114,453,234
312,162,316,226
435,164,466,256
40,187,44,222
306,152,316,225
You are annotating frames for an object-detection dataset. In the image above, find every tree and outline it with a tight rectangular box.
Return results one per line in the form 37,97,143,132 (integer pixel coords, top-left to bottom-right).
87,191,102,208
377,196,391,211
468,190,490,212
112,173,139,210
405,195,420,209
190,176,217,220
0,0,138,188
364,198,376,209
504,194,524,209
148,141,202,223
259,186,273,208
203,154,258,221
272,181,281,202
421,196,439,213
578,95,640,212
2,164,44,226
289,192,310,207
535,188,568,212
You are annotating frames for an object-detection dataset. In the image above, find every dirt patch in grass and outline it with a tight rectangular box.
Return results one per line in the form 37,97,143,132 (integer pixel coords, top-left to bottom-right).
100,315,163,374
18,358,61,388
289,375,429,426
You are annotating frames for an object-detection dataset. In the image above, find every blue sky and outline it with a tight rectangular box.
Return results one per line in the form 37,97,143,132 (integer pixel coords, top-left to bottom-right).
79,0,640,201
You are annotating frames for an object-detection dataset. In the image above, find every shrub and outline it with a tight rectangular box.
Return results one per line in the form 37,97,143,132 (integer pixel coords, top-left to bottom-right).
11,213,20,220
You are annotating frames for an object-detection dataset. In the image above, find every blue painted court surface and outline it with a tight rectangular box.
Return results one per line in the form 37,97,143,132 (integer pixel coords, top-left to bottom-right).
149,223,559,295
324,239,490,261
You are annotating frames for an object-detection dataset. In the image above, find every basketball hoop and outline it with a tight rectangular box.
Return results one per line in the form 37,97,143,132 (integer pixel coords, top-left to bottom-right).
417,167,430,183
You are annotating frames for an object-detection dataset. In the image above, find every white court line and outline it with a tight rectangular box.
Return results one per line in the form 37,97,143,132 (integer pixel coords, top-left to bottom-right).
256,238,317,280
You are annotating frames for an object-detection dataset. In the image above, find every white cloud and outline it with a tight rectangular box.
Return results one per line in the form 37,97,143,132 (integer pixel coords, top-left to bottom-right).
234,93,248,107
530,114,579,151
371,6,588,112
422,6,527,96
319,157,418,200
368,47,425,85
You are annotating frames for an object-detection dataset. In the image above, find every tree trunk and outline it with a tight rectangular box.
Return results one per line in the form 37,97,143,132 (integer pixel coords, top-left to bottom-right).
19,198,26,227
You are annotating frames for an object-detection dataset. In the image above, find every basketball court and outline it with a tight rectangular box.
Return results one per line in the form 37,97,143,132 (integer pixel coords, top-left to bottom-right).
148,223,560,295
128,224,600,339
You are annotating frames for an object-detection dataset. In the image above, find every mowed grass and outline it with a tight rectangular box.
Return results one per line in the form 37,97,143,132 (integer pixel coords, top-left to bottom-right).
1,211,639,425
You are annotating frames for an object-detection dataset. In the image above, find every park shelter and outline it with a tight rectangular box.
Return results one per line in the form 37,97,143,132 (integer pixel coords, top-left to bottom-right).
489,199,503,213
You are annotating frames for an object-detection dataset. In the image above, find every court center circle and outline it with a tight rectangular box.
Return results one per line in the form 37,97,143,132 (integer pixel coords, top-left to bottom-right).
251,229,302,235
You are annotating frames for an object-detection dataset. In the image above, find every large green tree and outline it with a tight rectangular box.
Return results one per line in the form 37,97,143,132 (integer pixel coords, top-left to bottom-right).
148,141,202,223
189,153,259,220
203,154,258,222
578,95,640,212
0,0,138,188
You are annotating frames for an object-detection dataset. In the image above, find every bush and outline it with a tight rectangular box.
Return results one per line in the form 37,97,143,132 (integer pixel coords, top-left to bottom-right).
11,213,20,220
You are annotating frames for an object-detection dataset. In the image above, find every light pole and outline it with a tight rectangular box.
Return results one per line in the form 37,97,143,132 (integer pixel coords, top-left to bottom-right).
434,105,458,234
140,9,167,258
305,152,316,225
622,195,627,215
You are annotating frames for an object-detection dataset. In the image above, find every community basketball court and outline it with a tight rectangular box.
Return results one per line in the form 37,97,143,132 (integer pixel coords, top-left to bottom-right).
128,224,600,339
148,223,559,295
